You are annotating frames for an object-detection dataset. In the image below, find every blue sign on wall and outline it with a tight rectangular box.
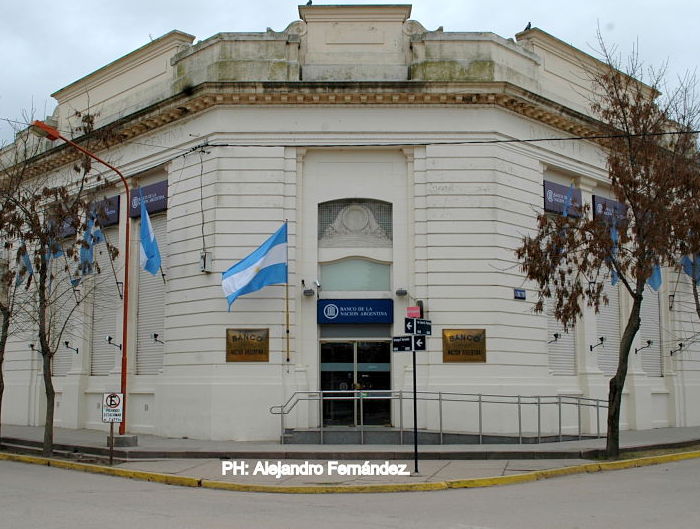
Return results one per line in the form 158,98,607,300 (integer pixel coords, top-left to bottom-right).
129,180,168,218
593,195,626,223
543,180,582,216
317,299,394,324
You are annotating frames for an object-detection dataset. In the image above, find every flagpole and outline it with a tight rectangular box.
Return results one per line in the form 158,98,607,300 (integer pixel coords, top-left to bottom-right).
285,220,290,364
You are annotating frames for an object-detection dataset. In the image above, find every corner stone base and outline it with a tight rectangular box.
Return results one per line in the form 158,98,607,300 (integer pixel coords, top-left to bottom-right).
107,435,138,447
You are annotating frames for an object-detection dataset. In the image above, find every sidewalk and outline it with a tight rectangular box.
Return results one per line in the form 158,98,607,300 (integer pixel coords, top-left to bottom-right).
3,424,700,459
3,424,700,491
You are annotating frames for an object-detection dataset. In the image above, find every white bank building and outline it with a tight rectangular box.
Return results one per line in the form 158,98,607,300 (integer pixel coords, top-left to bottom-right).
3,4,699,443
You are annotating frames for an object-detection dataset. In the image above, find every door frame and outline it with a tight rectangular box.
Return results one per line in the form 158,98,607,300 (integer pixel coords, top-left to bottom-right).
319,339,392,426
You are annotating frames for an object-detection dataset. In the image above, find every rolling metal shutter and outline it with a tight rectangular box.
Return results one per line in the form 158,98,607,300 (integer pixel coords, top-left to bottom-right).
136,214,166,375
597,283,621,376
90,227,119,376
51,303,75,377
51,252,79,377
51,292,75,377
545,297,576,375
640,287,662,377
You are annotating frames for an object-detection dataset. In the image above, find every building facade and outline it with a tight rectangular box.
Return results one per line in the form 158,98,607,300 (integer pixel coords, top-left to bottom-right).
3,4,699,442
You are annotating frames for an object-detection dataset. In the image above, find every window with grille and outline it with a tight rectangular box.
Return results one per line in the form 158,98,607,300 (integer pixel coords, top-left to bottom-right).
318,199,392,248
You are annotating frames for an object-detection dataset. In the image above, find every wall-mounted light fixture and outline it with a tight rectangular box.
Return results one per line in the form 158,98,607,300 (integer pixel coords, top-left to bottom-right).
670,343,684,356
395,288,408,297
64,341,79,354
669,294,675,311
590,336,605,352
301,279,315,297
106,336,122,351
635,340,653,354
547,333,560,344
153,333,165,344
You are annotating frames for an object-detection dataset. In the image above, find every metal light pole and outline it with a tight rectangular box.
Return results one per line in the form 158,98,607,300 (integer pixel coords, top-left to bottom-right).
30,120,131,435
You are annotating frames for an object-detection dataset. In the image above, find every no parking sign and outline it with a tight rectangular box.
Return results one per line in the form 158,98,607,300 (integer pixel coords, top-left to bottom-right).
102,393,123,423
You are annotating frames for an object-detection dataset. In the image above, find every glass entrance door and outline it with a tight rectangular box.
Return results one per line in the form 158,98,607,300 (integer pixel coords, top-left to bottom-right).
320,341,391,426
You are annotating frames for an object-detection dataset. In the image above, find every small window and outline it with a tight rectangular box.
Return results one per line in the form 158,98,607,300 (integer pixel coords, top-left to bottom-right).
320,259,390,291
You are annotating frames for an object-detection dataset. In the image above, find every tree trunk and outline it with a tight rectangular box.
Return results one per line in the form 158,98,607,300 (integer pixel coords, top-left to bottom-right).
0,307,8,449
37,260,55,457
606,288,643,458
41,351,55,457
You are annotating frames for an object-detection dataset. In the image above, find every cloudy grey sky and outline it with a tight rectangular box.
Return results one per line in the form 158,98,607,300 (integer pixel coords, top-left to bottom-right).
1,0,696,144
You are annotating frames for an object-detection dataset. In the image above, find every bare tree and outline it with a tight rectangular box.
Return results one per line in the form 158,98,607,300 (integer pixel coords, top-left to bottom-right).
516,41,700,457
0,127,44,447
1,114,118,456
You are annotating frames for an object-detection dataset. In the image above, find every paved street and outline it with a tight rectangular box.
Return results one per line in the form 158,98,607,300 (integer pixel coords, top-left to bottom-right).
2,458,699,529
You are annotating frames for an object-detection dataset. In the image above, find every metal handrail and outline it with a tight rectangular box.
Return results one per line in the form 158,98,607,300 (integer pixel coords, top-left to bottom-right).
270,390,609,445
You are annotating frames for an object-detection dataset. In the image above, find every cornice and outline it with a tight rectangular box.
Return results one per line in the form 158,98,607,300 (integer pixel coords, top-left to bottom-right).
52,31,195,103
25,80,602,177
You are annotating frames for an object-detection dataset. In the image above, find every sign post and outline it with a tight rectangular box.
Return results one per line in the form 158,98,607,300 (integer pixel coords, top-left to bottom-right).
412,347,418,474
102,393,124,465
394,318,431,474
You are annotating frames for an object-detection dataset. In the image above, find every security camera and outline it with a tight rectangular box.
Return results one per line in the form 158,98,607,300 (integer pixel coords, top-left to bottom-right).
64,341,69,347
314,280,321,288
106,335,112,344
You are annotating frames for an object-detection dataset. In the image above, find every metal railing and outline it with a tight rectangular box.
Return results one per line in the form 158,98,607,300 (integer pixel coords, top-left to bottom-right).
270,390,608,445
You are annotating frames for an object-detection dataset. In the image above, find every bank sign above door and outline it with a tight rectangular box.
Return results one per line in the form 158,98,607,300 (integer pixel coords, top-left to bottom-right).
317,299,394,324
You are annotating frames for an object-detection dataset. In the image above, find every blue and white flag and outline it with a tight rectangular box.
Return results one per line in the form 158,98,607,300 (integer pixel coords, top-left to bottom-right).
610,223,619,286
562,183,575,218
16,242,34,287
79,217,104,275
681,254,700,285
647,263,662,291
139,189,161,275
221,223,287,310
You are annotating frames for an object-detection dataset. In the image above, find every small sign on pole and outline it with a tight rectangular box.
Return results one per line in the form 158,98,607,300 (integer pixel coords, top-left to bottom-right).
407,306,421,318
392,335,426,352
405,317,432,336
103,393,124,423
103,392,123,466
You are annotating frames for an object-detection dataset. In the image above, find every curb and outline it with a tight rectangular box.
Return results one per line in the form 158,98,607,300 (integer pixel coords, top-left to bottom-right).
2,450,700,494
0,452,200,488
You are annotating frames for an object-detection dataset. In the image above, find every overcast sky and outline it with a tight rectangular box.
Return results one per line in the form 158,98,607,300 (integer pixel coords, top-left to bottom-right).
1,0,697,144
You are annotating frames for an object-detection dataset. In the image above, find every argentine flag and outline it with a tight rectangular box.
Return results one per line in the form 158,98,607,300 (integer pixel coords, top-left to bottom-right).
221,223,287,310
139,190,161,275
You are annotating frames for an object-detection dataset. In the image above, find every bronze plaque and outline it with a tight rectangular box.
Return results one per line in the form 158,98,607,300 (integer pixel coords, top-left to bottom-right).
226,329,269,362
442,329,486,363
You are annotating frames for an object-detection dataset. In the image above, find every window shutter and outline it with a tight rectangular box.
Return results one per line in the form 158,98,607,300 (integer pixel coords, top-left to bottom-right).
597,283,620,376
136,214,167,375
545,297,576,375
640,287,662,377
90,227,119,375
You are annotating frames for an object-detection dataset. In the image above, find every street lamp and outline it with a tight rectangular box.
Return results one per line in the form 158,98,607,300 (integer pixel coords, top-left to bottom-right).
30,120,131,436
